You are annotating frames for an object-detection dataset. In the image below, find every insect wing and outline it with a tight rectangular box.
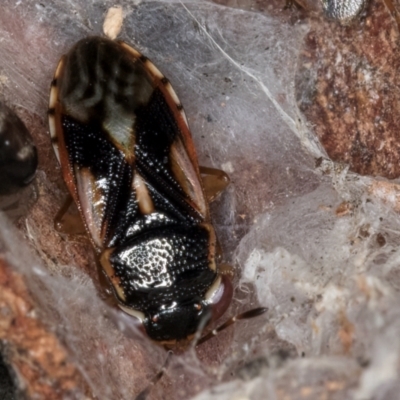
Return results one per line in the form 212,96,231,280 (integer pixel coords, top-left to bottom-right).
49,37,208,249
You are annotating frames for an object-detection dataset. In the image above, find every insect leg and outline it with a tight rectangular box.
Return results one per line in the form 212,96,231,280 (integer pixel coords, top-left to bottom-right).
199,166,230,202
54,195,86,235
218,263,235,277
197,307,268,346
134,351,173,400
284,0,306,10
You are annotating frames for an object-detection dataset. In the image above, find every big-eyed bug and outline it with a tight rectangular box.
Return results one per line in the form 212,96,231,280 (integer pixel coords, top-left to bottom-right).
0,102,37,196
48,36,266,344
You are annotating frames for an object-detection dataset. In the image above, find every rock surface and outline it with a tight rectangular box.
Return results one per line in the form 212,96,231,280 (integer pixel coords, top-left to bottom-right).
1,1,400,400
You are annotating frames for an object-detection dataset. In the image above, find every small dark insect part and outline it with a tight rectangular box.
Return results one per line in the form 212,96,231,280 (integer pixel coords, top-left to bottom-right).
48,36,266,345
284,0,307,10
321,0,367,22
315,157,323,168
0,102,38,195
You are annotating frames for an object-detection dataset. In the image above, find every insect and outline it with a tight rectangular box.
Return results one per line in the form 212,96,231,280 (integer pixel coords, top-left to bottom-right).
48,36,266,344
0,102,37,196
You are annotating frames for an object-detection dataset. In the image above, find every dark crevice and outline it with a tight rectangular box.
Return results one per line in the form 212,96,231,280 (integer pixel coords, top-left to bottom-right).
0,352,17,400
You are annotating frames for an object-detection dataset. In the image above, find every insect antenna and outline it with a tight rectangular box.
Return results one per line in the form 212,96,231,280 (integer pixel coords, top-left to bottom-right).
196,307,268,346
135,350,173,400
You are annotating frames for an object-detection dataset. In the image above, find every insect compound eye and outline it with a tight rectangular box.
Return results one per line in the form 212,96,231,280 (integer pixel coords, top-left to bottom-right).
0,102,38,195
205,274,233,323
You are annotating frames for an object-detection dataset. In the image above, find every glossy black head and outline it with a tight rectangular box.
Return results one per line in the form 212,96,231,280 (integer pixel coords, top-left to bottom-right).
141,273,233,342
143,301,211,342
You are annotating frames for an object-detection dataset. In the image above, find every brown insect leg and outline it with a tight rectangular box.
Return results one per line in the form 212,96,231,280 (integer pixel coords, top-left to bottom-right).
200,166,230,202
218,263,235,277
134,351,173,400
54,195,86,235
197,307,268,346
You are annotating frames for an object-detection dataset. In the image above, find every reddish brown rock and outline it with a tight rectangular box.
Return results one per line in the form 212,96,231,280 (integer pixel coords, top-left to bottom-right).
296,0,400,178
0,257,92,399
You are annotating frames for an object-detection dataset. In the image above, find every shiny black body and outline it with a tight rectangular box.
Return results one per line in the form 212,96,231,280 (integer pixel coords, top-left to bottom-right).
49,37,224,342
0,102,37,195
